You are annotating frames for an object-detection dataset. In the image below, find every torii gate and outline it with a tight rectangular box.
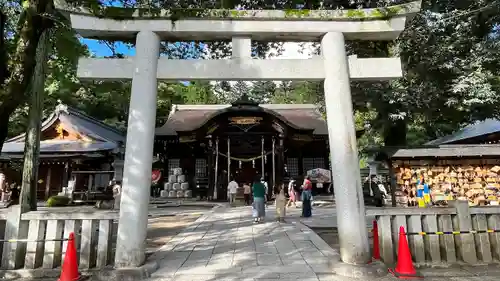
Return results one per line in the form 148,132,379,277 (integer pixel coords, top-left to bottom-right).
56,0,421,271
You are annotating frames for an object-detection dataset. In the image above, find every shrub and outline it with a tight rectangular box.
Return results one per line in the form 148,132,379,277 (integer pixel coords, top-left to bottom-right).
47,196,71,207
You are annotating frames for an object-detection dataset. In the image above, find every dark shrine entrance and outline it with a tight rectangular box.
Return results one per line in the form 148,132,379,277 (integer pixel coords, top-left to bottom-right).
236,161,257,185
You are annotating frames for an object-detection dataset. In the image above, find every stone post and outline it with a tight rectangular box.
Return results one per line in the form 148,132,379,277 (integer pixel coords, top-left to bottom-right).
450,200,478,263
321,32,371,265
112,159,124,182
115,30,160,268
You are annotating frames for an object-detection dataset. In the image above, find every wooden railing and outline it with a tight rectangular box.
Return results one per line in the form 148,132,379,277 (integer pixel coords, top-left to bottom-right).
0,207,118,270
367,201,500,266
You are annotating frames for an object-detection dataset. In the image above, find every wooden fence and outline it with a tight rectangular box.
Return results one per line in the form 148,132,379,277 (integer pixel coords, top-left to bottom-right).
0,206,118,270
367,201,500,266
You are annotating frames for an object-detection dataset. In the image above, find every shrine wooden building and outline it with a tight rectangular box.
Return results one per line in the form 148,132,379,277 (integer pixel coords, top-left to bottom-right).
154,97,338,200
0,103,125,200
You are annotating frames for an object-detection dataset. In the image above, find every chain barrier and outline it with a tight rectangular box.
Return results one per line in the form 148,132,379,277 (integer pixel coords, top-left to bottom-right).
369,228,500,235
0,238,71,243
0,233,80,243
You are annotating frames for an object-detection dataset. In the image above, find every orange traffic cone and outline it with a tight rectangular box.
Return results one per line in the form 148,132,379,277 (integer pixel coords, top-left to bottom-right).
59,232,81,281
388,226,422,279
372,220,380,260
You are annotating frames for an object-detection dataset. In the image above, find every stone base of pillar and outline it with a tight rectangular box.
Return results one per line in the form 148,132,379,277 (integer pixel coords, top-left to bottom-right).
329,260,387,279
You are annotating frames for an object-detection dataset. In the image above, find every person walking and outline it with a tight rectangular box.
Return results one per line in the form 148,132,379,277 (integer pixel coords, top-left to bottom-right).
228,178,239,206
275,183,287,222
286,179,297,208
301,176,313,217
243,182,252,206
261,177,269,203
369,175,384,207
377,180,388,205
252,176,266,223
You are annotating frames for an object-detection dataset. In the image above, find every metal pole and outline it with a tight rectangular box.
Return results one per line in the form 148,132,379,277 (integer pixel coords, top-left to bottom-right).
272,137,276,192
214,137,219,200
261,136,265,178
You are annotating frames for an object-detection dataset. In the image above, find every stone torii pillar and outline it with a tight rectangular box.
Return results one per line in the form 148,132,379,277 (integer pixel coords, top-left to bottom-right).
114,31,160,267
322,32,371,265
56,1,421,272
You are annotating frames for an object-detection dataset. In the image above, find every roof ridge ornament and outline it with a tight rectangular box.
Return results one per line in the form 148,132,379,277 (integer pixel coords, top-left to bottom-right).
55,99,68,115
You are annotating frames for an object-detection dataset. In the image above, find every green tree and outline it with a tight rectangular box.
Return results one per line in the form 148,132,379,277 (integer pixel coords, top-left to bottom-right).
250,81,276,103
0,0,55,150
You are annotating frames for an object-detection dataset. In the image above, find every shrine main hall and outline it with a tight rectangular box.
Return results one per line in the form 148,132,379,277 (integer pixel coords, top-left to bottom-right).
153,96,339,200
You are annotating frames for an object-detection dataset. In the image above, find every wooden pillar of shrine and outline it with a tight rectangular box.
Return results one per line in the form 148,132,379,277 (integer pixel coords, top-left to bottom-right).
207,138,215,200
275,135,285,189
62,160,72,189
44,166,52,200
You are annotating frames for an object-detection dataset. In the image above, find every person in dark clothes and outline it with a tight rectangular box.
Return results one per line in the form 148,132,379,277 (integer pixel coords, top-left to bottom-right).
370,175,384,207
301,176,313,217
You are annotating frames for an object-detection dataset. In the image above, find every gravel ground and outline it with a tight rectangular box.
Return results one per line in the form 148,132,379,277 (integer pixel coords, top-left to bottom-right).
146,214,200,255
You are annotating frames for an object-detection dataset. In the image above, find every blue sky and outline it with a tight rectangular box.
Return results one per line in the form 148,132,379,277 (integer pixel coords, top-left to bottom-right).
80,0,135,56
81,39,204,58
81,39,136,56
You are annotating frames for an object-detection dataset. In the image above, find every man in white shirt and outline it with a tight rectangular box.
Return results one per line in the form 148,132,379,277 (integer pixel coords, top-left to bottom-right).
228,178,239,205
261,178,268,203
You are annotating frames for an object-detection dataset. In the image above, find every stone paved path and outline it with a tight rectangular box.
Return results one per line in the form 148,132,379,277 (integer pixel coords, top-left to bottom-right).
147,205,339,281
146,205,500,281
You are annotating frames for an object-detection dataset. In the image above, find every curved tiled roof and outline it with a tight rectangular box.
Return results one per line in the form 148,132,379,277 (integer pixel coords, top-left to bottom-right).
426,119,500,145
2,102,125,154
155,104,328,136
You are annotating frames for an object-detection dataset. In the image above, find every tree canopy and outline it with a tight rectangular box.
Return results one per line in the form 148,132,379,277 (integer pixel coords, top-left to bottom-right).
0,0,499,156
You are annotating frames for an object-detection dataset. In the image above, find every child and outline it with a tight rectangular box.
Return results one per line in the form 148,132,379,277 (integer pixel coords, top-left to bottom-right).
275,184,287,222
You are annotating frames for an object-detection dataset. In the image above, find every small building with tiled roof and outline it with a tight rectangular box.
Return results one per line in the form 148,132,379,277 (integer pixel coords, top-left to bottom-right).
2,102,125,156
367,119,500,207
1,102,125,200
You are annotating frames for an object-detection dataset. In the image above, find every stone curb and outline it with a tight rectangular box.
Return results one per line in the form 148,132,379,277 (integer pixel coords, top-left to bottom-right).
0,263,157,281
139,203,224,276
85,203,222,281
292,221,388,278
292,221,341,259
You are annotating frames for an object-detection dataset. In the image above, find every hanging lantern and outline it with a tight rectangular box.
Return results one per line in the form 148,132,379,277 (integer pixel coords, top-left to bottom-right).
239,161,242,168
252,159,255,168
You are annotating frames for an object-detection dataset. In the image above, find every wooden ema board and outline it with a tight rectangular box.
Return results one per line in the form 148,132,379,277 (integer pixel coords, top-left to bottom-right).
393,159,500,207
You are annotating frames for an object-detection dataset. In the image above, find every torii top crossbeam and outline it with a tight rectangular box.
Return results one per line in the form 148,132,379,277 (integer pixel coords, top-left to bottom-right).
55,1,421,42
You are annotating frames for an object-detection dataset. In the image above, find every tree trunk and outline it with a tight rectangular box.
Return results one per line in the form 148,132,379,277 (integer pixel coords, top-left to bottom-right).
0,113,9,152
0,0,53,152
19,28,51,213
383,119,407,146
0,9,8,85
